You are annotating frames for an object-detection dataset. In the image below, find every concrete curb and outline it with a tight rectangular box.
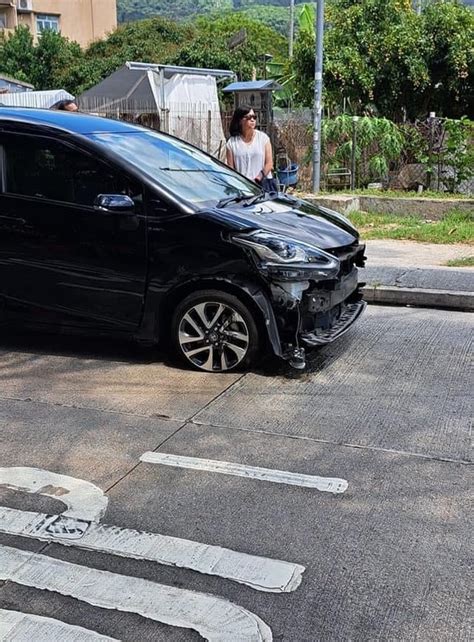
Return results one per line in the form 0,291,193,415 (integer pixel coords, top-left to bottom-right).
363,285,474,312
303,194,474,219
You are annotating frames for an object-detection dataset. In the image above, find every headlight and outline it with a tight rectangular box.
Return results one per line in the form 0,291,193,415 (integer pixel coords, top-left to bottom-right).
232,230,340,278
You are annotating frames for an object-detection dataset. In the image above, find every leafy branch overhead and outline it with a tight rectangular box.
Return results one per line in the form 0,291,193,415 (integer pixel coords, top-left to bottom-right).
291,0,473,119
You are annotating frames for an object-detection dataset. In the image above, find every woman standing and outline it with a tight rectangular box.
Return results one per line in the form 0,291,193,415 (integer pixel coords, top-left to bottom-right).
226,105,276,190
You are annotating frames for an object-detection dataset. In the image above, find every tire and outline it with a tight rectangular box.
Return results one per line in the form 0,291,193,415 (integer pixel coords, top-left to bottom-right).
171,289,260,373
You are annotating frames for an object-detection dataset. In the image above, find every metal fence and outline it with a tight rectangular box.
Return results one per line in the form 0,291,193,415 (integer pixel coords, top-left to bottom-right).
272,109,474,195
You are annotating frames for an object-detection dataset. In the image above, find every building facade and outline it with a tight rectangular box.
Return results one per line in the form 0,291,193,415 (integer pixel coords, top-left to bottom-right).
0,0,117,47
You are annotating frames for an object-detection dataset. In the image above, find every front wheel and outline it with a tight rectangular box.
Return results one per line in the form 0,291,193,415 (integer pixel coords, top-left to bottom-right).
171,290,260,373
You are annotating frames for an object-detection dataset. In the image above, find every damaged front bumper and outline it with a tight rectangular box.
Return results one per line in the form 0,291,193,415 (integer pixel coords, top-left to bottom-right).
230,229,366,368
266,243,367,368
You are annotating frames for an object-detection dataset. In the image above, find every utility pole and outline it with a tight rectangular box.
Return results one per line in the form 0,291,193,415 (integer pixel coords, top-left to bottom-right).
289,0,295,59
312,0,325,192
350,116,359,191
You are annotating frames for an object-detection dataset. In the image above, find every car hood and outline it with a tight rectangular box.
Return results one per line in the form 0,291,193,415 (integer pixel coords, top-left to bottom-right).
198,198,358,250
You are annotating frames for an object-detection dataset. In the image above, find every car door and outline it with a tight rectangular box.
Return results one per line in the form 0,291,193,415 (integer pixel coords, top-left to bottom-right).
0,130,147,331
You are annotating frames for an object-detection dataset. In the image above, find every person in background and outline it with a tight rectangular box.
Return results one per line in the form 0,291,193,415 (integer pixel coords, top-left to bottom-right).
226,105,278,192
50,99,78,112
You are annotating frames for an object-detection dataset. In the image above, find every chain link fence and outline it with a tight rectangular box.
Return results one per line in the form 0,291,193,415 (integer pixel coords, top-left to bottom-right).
272,109,474,195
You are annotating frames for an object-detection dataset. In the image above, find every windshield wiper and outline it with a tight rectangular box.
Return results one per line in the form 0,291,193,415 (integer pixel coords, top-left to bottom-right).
216,193,255,208
243,191,279,207
277,192,300,205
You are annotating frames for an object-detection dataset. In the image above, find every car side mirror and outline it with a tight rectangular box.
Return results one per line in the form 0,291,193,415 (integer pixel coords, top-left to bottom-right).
94,194,135,214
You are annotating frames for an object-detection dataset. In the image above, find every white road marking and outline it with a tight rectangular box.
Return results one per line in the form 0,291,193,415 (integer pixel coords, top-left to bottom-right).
0,506,304,593
140,452,349,494
0,545,273,642
0,609,117,641
0,467,107,522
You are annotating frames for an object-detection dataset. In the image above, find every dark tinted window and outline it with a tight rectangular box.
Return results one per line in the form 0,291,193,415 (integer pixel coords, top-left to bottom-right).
4,135,137,207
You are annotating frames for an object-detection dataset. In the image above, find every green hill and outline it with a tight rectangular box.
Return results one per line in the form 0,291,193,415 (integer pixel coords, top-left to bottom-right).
116,0,307,23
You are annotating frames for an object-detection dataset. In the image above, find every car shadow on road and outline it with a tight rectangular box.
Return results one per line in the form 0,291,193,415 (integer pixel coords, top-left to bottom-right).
0,324,359,382
0,331,165,365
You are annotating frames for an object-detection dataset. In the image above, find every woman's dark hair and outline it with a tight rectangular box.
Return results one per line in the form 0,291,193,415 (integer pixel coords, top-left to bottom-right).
50,99,76,111
229,104,254,137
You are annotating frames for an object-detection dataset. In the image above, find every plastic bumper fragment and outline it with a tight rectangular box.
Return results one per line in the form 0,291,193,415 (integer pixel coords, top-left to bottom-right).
300,301,366,346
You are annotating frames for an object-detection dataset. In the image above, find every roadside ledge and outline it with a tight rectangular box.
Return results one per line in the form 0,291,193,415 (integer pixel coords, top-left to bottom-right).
302,194,474,219
362,243,473,312
363,285,474,311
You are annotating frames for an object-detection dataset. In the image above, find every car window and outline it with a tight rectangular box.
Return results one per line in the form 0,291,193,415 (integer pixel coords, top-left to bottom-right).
4,135,141,208
90,131,261,207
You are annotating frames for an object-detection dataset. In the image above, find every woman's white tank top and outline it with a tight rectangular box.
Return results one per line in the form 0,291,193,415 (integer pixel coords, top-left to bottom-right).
226,130,272,180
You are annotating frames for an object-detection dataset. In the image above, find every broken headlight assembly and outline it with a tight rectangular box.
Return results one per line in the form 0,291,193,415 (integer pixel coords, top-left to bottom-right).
231,230,340,280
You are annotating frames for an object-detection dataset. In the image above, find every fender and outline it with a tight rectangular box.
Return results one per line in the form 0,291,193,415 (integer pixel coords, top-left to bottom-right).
135,276,283,358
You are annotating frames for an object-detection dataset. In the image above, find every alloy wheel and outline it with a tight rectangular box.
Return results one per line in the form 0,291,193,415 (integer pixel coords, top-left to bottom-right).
178,301,250,372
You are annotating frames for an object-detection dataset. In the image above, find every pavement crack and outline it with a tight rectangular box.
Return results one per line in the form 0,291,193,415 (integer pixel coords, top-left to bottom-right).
103,421,189,495
139,373,249,459
190,419,472,466
0,395,178,421
102,373,249,495
186,372,247,424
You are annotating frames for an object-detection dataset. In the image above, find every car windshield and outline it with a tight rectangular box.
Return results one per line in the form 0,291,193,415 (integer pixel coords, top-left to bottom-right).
89,131,260,206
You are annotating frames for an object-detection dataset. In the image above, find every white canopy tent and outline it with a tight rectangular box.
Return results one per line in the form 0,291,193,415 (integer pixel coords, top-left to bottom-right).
78,62,235,157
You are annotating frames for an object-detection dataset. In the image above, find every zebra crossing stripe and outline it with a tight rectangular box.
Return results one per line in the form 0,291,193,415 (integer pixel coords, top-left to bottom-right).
0,506,304,593
0,609,117,641
0,545,273,642
0,466,304,593
140,452,349,493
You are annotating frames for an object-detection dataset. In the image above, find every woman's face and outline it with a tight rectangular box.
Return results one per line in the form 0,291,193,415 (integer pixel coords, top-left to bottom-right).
240,110,257,134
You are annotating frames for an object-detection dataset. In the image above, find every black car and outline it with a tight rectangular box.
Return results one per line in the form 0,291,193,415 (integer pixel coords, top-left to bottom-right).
0,108,366,372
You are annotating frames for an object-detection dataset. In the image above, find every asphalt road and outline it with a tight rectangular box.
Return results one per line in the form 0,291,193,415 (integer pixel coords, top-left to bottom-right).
0,305,471,641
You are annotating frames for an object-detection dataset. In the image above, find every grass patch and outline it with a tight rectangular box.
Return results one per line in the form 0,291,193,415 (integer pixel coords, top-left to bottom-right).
325,189,473,200
445,256,474,267
348,210,474,244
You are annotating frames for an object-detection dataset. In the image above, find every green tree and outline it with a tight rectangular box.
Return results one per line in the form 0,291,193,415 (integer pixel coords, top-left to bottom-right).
421,0,474,118
0,25,35,84
85,16,189,62
239,5,291,35
30,30,83,91
0,26,83,92
291,0,473,120
116,0,309,22
442,117,474,191
172,13,286,78
292,0,430,119
322,115,405,184
68,17,192,94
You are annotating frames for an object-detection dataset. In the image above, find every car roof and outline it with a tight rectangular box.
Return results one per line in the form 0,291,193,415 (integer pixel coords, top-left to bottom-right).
0,107,141,135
